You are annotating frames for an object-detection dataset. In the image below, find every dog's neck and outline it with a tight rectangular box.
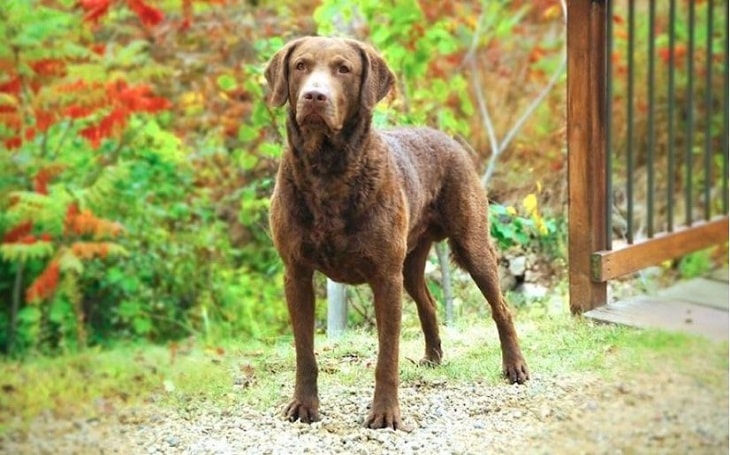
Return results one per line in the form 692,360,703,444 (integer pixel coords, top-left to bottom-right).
286,110,373,178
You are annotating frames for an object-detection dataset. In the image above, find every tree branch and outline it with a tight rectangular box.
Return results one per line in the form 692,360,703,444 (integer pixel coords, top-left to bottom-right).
466,0,568,189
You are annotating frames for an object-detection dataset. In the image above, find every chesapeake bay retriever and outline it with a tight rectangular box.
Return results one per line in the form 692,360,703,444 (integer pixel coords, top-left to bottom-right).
265,36,529,430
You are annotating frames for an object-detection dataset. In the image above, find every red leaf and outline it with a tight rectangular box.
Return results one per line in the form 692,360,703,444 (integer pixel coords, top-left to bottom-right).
19,235,37,245
34,165,65,195
80,107,127,148
64,206,123,237
65,105,97,119
71,241,114,259
30,59,66,77
109,81,171,113
3,221,33,243
4,136,21,149
79,0,113,23
0,76,21,95
79,125,103,149
658,44,687,67
90,43,106,56
35,109,55,132
26,260,60,303
127,0,164,27
67,202,80,218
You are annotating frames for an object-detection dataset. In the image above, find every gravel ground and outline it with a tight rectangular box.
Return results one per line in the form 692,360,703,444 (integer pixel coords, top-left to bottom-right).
2,368,727,455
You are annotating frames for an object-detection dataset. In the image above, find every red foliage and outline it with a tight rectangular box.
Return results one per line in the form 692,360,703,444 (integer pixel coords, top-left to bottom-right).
79,0,164,27
658,44,687,67
0,3,172,150
71,241,111,259
77,81,170,148
109,81,171,112
80,107,128,148
64,203,123,238
3,221,33,243
90,43,107,56
33,164,66,195
0,76,21,95
127,0,164,27
78,0,113,23
35,109,56,132
30,59,67,77
26,260,60,303
64,105,94,119
4,136,22,149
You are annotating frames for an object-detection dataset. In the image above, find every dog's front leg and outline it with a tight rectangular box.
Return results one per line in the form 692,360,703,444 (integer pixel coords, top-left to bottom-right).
365,274,403,430
283,264,320,423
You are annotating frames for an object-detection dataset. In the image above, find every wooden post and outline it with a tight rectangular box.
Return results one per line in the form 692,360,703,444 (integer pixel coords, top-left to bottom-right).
327,279,347,338
567,0,609,313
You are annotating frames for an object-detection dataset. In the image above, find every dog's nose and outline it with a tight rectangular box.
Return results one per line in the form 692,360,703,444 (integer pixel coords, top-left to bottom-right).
302,89,328,103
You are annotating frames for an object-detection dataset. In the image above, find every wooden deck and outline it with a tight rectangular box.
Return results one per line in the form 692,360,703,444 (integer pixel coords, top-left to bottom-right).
585,269,729,341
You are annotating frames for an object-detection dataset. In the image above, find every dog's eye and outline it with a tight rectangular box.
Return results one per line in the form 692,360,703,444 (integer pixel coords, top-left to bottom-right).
338,65,350,74
295,62,306,71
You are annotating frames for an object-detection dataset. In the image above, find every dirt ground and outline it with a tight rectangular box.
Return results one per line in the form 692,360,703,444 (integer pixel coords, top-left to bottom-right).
2,365,727,455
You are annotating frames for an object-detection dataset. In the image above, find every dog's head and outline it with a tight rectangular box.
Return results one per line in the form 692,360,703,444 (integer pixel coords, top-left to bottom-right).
265,37,395,133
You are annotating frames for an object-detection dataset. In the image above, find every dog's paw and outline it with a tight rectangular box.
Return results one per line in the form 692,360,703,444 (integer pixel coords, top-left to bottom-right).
284,399,320,424
419,346,443,367
364,405,401,430
503,357,530,384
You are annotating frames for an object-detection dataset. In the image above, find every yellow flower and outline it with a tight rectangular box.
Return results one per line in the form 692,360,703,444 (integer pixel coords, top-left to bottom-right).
522,193,538,216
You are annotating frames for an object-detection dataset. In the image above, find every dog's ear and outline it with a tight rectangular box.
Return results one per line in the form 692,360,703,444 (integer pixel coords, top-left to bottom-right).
349,41,395,111
264,38,304,107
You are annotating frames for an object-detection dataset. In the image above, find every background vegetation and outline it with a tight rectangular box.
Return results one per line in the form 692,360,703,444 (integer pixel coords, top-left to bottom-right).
0,0,725,358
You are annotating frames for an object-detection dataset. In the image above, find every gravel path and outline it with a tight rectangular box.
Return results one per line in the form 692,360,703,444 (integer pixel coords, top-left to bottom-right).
2,368,727,454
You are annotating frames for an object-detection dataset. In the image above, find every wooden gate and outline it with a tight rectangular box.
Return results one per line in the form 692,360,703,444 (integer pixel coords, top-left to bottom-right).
567,0,729,313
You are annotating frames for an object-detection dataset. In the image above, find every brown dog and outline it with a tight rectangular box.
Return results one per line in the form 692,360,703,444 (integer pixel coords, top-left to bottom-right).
265,37,528,430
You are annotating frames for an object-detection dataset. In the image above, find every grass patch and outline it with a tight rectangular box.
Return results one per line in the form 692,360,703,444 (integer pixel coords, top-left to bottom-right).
1,299,727,436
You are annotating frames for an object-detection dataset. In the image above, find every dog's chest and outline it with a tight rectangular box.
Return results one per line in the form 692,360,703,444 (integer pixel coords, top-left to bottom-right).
295,193,376,283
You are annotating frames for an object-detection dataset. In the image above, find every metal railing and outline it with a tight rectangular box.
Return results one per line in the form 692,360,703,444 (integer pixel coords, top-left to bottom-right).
567,0,729,313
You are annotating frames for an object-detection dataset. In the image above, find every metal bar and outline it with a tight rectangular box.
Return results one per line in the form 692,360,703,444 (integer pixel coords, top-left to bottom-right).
626,0,635,243
591,217,729,282
703,0,714,221
724,0,730,215
667,0,677,232
647,0,656,238
567,0,608,313
605,0,613,249
685,0,696,227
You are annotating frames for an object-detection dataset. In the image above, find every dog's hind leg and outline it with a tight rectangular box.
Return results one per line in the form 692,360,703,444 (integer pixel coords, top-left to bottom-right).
403,238,443,365
448,222,530,384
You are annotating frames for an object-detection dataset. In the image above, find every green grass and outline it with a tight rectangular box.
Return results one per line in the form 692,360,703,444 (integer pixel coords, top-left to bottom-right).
1,298,727,436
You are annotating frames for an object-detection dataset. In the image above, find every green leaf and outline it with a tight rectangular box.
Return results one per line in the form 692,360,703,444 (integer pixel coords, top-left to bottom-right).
132,316,153,335
17,306,41,324
217,74,237,92
238,125,259,142
0,242,55,262
239,154,258,171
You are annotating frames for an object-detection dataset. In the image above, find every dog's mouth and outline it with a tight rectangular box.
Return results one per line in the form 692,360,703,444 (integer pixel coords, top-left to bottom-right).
295,105,342,132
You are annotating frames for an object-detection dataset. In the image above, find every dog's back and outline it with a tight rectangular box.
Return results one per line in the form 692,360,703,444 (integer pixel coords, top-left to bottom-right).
380,126,485,246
